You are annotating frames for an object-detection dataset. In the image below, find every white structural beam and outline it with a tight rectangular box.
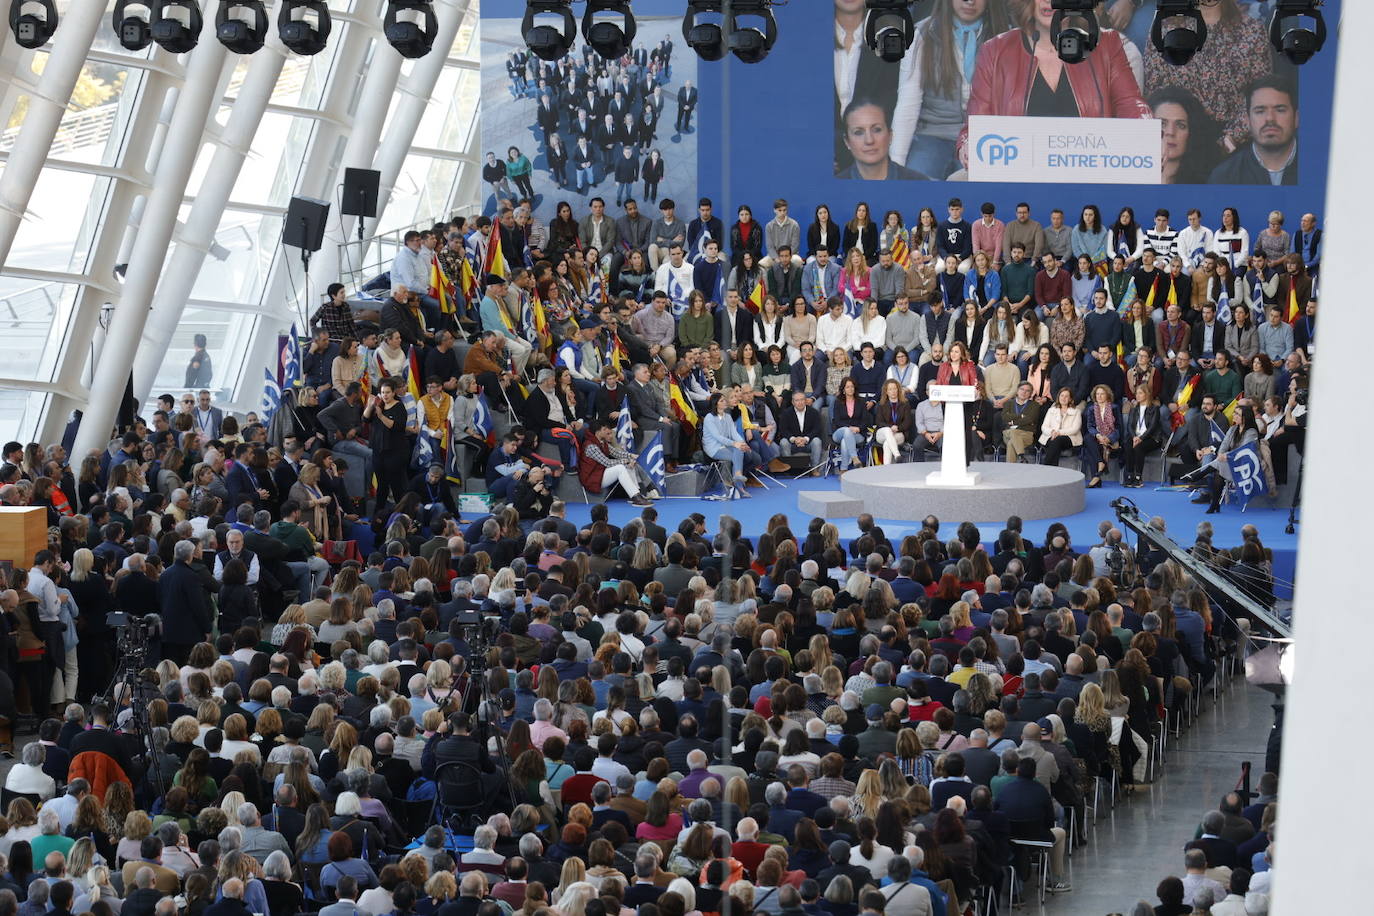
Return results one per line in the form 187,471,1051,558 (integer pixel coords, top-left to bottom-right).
367,0,472,257
0,0,106,269
132,35,290,399
1273,3,1369,912
38,59,178,447
304,10,404,311
73,9,233,457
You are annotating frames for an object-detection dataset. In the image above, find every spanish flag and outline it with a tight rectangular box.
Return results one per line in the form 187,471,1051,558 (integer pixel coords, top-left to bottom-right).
610,333,629,370
668,375,699,428
461,252,480,304
1170,372,1202,429
406,345,423,401
745,277,765,315
1165,278,1178,309
1285,283,1299,324
483,235,509,280
1221,396,1239,423
532,296,553,354
429,255,456,315
891,235,910,270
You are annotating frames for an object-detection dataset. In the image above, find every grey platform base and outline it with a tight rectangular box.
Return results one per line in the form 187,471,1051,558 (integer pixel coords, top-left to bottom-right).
818,461,1085,521
798,490,867,519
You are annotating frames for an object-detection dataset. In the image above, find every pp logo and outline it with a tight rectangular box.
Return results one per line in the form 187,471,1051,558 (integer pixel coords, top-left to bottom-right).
1231,450,1262,496
976,134,1020,166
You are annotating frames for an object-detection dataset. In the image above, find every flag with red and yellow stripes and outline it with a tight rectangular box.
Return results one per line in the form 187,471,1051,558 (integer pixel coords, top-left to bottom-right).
745,277,765,315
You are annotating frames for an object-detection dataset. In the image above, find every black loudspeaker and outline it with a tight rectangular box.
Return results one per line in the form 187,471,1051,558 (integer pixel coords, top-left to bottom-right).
341,168,381,219
284,196,331,251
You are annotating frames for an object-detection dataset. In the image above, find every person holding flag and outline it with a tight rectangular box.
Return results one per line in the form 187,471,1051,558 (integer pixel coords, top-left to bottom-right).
627,362,679,468
655,243,694,315
686,197,724,264
478,274,533,377
1197,404,1263,513
1277,253,1312,324
558,322,604,408
450,374,493,483
579,420,658,507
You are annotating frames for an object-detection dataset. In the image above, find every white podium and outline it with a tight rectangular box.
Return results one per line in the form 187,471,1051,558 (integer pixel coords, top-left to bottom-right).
925,384,980,487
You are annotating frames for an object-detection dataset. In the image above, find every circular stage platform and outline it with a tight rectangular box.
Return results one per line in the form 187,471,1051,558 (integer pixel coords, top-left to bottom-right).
799,461,1085,521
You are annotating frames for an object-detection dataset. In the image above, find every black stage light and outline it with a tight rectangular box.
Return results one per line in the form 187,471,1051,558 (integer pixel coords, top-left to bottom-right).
522,1,575,62
278,0,330,55
112,0,152,51
683,0,725,61
725,0,777,64
1268,0,1326,65
1151,0,1206,66
9,0,57,49
216,0,267,54
582,0,635,60
1050,0,1099,64
864,0,915,64
150,0,202,54
385,0,438,59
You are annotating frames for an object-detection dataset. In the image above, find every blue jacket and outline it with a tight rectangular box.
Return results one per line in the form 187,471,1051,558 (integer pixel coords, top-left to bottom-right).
1085,403,1122,445
703,413,743,456
801,260,840,307
790,359,827,397
963,269,1003,306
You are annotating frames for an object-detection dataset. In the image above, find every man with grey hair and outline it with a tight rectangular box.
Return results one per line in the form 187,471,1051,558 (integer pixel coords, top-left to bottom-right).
1182,848,1227,906
43,779,87,832
461,824,506,878
160,539,212,663
157,821,199,877
235,803,290,863
530,699,567,750
879,854,935,916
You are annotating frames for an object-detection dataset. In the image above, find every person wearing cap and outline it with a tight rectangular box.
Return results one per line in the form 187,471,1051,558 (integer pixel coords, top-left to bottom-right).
521,367,581,469
557,321,604,407
856,705,898,758
479,274,532,376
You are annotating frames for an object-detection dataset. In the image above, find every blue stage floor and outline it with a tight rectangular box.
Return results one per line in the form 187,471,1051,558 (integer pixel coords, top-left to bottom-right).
562,473,1299,600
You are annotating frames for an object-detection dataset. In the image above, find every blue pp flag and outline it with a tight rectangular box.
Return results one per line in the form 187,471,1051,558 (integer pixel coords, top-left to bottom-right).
616,396,634,451
638,431,665,490
260,368,281,421
412,430,437,471
1226,441,1268,507
843,286,861,319
473,391,494,444
667,272,689,317
280,325,302,390
1216,287,1232,325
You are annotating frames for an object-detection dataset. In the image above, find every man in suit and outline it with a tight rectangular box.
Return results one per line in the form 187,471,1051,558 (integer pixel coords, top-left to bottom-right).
319,876,362,916
535,93,560,143
1185,811,1239,868
569,107,595,142
639,505,667,548
777,391,824,470
769,246,803,302
789,342,828,411
272,441,304,505
714,289,754,357
675,79,698,132
1000,382,1043,464
159,540,213,665
626,362,678,464
191,390,224,442
995,757,1070,893
1174,393,1226,482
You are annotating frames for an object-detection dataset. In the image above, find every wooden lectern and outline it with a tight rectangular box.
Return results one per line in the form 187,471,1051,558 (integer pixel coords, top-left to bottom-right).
925,385,980,487
0,507,47,568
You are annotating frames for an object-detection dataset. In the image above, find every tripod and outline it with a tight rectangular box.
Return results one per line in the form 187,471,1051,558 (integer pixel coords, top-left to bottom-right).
103,628,167,803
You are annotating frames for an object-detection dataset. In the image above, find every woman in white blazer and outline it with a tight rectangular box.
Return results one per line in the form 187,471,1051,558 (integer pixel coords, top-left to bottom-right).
1039,386,1084,468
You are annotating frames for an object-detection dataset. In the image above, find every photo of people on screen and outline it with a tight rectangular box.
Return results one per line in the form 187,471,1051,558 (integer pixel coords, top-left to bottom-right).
833,0,1300,185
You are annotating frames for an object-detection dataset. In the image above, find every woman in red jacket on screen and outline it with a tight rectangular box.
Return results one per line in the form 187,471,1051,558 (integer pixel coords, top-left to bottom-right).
956,0,1151,166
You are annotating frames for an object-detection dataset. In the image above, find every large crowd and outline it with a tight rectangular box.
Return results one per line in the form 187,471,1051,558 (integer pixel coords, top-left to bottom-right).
0,187,1300,916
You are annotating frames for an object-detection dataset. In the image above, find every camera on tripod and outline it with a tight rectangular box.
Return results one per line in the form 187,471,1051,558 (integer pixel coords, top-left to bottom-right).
106,611,158,668
453,610,501,660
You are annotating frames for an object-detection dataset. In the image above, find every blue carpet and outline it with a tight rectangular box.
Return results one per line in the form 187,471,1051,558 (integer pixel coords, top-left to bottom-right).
560,473,1298,600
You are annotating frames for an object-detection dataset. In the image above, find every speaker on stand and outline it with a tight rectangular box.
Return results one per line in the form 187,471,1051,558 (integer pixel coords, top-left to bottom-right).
285,195,331,328
341,168,381,243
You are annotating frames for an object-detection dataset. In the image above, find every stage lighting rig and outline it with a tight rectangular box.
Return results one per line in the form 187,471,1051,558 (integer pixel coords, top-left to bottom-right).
150,0,202,54
864,0,916,64
112,0,152,51
582,0,635,60
385,1,438,58
1050,0,1099,64
683,0,725,61
216,0,267,54
725,0,778,63
279,0,330,55
1150,0,1206,66
1269,0,1326,65
522,1,575,61
9,0,56,49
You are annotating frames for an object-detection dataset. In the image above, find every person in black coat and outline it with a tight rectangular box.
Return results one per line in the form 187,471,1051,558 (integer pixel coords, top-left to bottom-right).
675,81,698,132
159,543,213,665
513,466,554,522
777,392,825,468
641,150,664,204
994,759,1067,886
831,378,872,470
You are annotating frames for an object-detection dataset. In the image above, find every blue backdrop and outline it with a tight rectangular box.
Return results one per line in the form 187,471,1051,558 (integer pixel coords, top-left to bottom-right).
485,0,1338,243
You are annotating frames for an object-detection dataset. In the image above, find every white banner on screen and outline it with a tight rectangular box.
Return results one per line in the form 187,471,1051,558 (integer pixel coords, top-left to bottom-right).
967,116,1162,185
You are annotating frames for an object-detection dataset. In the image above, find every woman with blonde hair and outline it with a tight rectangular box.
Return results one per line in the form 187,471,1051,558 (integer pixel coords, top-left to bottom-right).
851,770,884,822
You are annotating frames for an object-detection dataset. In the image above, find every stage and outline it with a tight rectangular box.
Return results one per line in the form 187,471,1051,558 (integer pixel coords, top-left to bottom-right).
560,470,1300,602
799,461,1086,522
